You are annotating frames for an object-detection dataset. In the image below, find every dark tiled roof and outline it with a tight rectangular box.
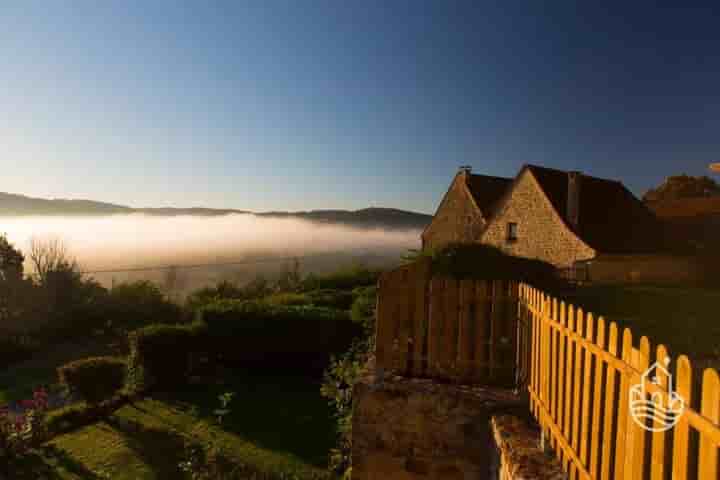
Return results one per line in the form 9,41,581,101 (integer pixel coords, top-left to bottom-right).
466,174,512,216
526,165,664,253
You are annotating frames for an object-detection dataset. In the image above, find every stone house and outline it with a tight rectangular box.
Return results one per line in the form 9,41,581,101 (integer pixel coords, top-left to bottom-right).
422,164,664,268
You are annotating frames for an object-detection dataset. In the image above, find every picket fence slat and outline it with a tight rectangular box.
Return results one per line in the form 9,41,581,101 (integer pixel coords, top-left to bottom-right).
556,300,567,464
649,344,669,480
579,311,594,470
588,316,605,478
627,336,650,480
571,306,584,459
599,321,618,480
699,368,720,479
672,355,692,480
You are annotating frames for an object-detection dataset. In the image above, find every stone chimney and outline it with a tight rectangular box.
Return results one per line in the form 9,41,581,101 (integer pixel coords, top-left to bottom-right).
567,171,581,229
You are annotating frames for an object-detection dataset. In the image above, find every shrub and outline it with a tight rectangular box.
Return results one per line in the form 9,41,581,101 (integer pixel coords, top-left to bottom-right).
427,243,562,290
350,286,377,336
44,392,128,437
263,292,310,306
126,322,208,393
321,339,372,477
104,280,185,331
58,356,126,405
306,289,355,310
0,386,49,461
200,301,362,375
300,265,380,292
0,334,38,370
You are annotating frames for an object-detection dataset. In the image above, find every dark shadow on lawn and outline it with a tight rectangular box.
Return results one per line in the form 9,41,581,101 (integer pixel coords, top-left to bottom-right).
156,372,336,468
104,415,187,478
4,444,104,480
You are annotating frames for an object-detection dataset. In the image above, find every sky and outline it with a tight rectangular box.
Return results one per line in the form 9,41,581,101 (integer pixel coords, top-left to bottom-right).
2,2,720,214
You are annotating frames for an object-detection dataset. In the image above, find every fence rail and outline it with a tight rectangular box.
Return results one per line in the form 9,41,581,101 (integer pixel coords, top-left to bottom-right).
520,283,720,480
375,259,519,385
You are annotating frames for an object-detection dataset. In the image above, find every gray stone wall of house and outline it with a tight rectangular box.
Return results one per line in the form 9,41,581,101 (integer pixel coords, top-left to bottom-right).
480,170,595,268
422,173,485,251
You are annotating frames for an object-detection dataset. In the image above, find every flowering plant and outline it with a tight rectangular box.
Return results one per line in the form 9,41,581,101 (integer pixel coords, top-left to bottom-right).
0,386,49,459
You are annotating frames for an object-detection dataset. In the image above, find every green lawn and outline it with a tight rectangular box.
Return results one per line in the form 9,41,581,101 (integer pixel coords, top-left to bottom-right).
9,372,336,479
559,284,720,363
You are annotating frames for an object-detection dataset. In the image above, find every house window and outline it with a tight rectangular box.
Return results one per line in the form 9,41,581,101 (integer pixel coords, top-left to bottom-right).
507,222,518,242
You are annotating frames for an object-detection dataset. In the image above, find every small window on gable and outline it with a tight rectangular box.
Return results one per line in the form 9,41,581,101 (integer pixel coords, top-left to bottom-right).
507,222,518,242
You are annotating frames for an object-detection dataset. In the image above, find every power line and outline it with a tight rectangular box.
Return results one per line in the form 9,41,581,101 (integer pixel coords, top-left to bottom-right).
79,249,391,275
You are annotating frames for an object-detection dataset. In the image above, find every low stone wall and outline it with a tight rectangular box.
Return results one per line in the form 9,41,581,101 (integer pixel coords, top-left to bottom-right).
491,415,565,480
352,363,527,479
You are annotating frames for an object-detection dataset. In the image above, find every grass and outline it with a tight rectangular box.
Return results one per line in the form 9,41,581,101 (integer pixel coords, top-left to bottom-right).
0,337,118,404
559,284,720,362
8,371,335,479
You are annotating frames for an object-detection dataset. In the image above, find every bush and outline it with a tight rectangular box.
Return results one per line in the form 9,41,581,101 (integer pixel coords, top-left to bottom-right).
321,339,372,477
263,292,310,307
126,323,207,393
186,277,275,312
306,289,355,310
58,356,126,405
44,393,128,436
104,280,185,331
200,301,363,375
300,265,380,292
427,244,562,290
350,286,377,336
0,334,38,370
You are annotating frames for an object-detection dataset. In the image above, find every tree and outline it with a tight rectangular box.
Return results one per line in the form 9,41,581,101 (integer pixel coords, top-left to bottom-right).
0,234,28,326
28,236,78,285
0,234,24,283
643,174,720,202
162,265,187,302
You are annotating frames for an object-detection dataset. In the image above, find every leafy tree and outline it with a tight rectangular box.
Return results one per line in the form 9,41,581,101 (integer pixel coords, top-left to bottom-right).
0,234,24,283
0,234,31,328
643,174,720,202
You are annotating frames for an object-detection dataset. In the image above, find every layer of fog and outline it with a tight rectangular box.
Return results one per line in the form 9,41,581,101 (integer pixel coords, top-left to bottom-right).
0,214,420,290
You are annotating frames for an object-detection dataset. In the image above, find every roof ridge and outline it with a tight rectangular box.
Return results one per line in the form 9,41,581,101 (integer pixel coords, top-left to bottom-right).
468,173,513,181
525,164,623,185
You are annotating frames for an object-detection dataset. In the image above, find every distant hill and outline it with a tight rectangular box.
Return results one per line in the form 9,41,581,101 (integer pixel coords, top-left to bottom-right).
0,192,431,231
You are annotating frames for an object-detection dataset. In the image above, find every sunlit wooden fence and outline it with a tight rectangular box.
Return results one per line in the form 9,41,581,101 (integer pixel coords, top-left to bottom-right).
375,259,519,385
520,284,720,480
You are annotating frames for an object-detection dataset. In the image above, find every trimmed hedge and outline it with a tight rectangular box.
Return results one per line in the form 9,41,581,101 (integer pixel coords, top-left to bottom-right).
45,393,130,436
200,301,363,375
427,244,563,290
126,322,207,393
300,266,380,291
305,289,355,310
58,356,127,405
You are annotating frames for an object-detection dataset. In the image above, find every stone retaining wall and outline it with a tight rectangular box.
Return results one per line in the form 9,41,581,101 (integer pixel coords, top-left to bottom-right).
352,363,566,479
351,363,527,479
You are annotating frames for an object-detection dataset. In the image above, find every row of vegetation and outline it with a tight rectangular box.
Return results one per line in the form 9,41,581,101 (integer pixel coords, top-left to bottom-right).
0,232,382,478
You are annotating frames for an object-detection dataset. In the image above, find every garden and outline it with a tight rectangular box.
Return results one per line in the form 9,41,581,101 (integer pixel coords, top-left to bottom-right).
0,232,378,479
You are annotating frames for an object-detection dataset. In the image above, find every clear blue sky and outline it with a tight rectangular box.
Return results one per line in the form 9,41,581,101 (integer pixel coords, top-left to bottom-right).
3,2,719,214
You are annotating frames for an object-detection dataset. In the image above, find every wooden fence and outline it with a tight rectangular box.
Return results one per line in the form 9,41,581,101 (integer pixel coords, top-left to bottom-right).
375,259,520,386
520,284,720,480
